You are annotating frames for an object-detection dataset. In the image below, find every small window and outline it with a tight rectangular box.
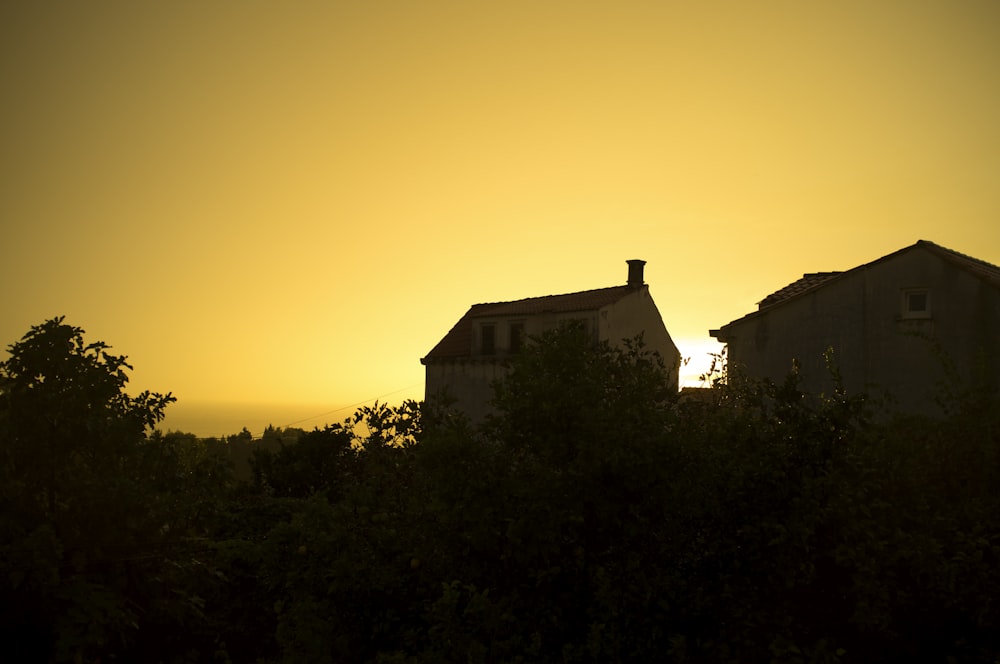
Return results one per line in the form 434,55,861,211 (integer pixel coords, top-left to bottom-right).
901,288,931,319
567,317,596,343
907,291,928,312
481,324,496,355
509,322,524,354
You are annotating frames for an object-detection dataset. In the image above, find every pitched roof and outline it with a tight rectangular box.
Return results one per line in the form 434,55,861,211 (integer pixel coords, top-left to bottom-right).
422,285,635,361
712,239,1000,337
757,272,842,308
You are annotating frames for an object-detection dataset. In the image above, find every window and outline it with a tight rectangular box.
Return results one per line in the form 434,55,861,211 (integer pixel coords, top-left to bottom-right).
509,322,524,354
907,291,928,312
901,288,931,319
563,317,596,343
481,324,496,355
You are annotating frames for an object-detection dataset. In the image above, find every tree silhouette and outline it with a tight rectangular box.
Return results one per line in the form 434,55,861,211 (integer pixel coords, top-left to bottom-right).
0,318,219,662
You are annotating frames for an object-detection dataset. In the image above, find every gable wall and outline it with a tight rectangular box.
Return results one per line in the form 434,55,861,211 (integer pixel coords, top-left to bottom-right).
722,248,1000,413
598,287,681,390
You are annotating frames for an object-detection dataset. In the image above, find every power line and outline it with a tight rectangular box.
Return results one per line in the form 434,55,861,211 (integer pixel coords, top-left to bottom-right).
277,383,423,430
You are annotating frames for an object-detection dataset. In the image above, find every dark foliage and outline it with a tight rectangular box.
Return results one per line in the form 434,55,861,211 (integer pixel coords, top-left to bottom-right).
3,319,999,662
0,318,230,662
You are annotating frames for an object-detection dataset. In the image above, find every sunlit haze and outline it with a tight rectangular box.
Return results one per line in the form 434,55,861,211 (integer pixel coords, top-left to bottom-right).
3,1,998,436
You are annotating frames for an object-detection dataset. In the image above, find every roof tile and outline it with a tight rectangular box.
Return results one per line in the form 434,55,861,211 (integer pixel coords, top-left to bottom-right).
758,272,842,309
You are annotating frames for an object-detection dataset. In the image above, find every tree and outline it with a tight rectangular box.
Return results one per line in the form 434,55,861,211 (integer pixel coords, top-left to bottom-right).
0,317,217,662
251,424,355,499
0,318,173,520
488,321,676,467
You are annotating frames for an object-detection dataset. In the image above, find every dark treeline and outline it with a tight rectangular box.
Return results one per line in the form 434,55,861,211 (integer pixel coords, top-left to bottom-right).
1,318,999,663
174,425,308,484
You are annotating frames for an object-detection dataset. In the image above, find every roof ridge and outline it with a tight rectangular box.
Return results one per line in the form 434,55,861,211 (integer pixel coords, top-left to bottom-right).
917,239,1000,275
473,284,628,307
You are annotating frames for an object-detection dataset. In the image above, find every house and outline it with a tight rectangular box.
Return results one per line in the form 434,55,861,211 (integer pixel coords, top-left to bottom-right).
421,260,681,422
710,240,1000,414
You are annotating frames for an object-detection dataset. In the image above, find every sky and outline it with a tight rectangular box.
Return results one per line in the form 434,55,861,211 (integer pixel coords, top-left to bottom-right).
3,1,999,437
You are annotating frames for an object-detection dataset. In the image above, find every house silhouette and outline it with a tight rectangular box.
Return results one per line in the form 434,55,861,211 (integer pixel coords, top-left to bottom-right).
421,260,680,423
711,240,1000,414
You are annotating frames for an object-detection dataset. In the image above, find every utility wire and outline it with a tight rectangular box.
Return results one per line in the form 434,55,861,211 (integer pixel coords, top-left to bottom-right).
277,383,423,430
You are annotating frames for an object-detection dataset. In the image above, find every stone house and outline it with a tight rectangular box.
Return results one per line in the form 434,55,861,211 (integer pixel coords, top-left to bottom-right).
421,260,680,422
710,240,1000,414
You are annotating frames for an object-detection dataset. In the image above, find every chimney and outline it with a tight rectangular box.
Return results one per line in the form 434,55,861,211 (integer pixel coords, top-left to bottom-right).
626,259,646,288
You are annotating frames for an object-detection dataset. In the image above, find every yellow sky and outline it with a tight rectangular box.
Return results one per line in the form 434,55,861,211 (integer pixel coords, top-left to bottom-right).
3,1,999,436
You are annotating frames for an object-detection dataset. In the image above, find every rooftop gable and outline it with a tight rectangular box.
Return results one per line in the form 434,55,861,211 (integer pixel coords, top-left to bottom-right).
423,285,637,361
917,239,1000,288
713,239,1000,336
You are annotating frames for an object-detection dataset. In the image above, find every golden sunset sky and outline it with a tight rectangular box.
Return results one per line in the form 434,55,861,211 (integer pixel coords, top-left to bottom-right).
3,1,998,436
